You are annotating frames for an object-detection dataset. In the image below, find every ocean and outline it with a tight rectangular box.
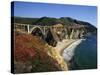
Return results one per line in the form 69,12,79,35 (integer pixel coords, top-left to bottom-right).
62,34,97,70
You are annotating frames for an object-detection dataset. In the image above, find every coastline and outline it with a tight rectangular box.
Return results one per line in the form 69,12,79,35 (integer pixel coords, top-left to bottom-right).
62,39,83,62
54,39,78,55
51,39,83,70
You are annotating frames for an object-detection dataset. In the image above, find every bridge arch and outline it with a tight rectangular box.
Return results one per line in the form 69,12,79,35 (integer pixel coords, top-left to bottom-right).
30,26,44,39
30,26,44,34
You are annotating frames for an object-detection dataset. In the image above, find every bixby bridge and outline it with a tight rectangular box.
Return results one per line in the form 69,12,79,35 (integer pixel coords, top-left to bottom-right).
14,23,87,46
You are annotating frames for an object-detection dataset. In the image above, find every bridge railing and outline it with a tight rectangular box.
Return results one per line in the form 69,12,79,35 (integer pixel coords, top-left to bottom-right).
14,23,87,28
14,23,28,32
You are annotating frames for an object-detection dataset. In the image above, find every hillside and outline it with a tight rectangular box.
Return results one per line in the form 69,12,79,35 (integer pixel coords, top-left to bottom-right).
14,31,67,73
12,16,97,33
12,17,39,24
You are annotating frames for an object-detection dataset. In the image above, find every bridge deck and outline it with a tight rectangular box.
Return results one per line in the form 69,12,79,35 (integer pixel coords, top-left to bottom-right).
13,23,87,28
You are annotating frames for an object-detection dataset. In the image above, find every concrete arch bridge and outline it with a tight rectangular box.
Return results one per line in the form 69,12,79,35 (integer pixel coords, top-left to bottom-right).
14,23,87,46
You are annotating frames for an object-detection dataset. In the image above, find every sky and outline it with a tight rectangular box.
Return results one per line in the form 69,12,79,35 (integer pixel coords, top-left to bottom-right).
11,1,97,27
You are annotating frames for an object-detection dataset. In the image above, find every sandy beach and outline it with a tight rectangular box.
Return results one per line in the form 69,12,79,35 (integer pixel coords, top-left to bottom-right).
47,39,79,70
54,39,77,55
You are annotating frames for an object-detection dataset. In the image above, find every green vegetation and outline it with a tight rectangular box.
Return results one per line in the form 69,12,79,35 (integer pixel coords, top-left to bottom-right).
13,16,95,26
59,17,75,25
33,17,62,26
12,17,38,24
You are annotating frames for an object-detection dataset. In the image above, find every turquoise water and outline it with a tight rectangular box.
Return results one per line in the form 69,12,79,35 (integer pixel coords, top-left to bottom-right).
63,34,97,70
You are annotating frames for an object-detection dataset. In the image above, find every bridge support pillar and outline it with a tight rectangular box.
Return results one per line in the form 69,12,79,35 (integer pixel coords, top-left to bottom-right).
27,25,30,34
42,27,46,40
70,29,75,39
